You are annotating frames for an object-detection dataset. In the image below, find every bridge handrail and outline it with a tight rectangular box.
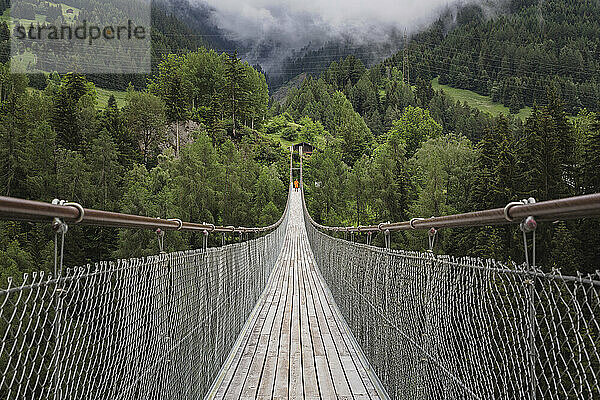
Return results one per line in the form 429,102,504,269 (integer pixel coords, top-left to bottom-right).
300,181,600,399
302,188,600,233
0,184,292,234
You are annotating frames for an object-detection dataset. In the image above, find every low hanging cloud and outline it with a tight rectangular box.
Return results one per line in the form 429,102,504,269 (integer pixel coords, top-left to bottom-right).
201,0,484,40
195,0,500,71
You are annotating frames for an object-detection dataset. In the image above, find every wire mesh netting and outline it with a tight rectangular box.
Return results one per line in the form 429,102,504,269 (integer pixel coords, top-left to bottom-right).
0,211,288,399
304,216,600,400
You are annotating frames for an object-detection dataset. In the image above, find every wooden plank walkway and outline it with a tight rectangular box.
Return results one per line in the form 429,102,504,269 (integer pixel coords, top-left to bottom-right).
207,191,387,400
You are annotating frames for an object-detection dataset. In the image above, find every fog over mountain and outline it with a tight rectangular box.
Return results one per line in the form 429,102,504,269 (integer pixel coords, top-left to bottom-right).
202,0,457,40
185,0,505,73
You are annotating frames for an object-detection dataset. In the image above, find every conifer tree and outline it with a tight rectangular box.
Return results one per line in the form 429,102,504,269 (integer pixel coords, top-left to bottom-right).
582,114,600,192
50,74,96,151
148,55,190,156
224,52,250,138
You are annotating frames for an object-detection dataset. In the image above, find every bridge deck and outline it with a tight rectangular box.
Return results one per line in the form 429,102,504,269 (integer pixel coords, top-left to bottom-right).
207,191,386,399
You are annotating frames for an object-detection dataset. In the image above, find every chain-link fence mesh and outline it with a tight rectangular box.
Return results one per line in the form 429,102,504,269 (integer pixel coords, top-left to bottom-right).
305,216,600,400
0,210,288,400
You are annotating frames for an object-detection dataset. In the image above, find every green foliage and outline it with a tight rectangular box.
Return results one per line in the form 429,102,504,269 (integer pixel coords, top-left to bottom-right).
521,93,575,202
0,241,34,287
407,0,600,113
265,115,288,135
49,73,97,151
582,114,600,192
432,77,532,121
298,117,326,143
298,57,599,271
122,89,167,168
253,165,286,226
2,1,600,287
328,91,373,165
388,106,442,158
303,140,348,225
0,50,286,274
281,126,299,142
410,134,475,218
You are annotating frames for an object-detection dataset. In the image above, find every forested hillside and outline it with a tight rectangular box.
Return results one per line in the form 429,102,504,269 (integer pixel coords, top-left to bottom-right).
276,50,600,274
406,0,600,114
267,39,402,90
280,56,494,141
1,0,599,282
274,0,600,115
0,0,234,90
0,50,287,281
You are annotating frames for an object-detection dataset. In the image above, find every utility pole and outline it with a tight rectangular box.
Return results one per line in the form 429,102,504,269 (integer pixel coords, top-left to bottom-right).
537,0,545,30
402,29,406,84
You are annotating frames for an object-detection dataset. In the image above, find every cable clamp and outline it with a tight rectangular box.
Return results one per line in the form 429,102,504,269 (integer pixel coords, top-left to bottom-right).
64,201,84,224
511,198,538,270
202,229,209,251
167,218,183,231
51,199,83,277
520,216,537,233
410,218,425,230
504,198,536,222
428,227,438,252
155,227,165,254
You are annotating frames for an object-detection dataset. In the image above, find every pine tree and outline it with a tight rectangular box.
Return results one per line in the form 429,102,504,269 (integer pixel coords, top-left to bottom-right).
415,78,435,108
521,99,573,202
102,96,136,166
550,222,580,276
470,123,502,209
347,155,373,226
148,55,189,156
582,115,600,192
51,74,95,151
509,93,521,114
224,52,250,138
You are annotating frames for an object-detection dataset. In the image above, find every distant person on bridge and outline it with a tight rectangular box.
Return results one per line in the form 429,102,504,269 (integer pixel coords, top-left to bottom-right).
294,180,299,192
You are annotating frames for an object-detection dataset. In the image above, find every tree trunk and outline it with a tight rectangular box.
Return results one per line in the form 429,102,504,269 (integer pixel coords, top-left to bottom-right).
176,121,180,157
232,92,237,138
233,110,236,138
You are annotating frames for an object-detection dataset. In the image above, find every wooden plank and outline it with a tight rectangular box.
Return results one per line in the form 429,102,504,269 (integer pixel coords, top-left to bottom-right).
256,257,293,399
305,232,388,399
288,233,304,398
239,254,289,398
272,253,294,398
209,191,388,400
333,295,382,400
308,263,372,398
298,242,320,399
211,264,281,400
214,248,287,399
303,245,336,398
304,246,353,399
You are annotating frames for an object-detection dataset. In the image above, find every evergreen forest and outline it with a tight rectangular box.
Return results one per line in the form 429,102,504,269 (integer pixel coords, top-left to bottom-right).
1,0,599,284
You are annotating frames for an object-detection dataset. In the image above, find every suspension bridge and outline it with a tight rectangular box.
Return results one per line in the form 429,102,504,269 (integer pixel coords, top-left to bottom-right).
0,150,599,399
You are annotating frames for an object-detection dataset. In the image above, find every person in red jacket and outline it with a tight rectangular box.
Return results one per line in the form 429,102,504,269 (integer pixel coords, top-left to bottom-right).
293,179,299,192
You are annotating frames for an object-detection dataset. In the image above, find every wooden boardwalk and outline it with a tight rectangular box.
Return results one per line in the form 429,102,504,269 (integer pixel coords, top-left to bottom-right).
207,191,387,400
